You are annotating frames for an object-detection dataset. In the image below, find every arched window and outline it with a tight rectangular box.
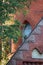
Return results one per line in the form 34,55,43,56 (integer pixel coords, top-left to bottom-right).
22,21,32,42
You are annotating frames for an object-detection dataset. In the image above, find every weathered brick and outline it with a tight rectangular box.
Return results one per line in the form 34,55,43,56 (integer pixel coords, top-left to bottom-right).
35,35,43,43
27,35,36,43
32,26,41,34
16,60,23,65
38,19,43,26
7,0,43,65
14,51,23,60
7,59,16,65
19,43,29,51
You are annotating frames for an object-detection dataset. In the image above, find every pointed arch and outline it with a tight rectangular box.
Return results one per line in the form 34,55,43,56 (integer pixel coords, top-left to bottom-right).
22,20,32,42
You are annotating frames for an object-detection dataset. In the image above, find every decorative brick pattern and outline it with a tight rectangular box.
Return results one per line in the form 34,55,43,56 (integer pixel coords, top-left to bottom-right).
7,59,16,65
32,26,41,34
27,35,36,43
16,60,23,65
14,51,23,60
7,0,43,65
38,19,43,26
19,43,29,51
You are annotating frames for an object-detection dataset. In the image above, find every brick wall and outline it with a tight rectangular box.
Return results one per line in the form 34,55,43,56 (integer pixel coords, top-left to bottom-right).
7,0,43,65
11,0,43,54
13,16,43,65
7,17,43,65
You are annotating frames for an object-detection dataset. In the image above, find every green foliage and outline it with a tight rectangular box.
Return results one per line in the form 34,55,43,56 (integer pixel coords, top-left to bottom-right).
0,0,33,43
0,0,29,43
0,20,21,43
0,0,28,23
0,0,35,63
0,44,2,60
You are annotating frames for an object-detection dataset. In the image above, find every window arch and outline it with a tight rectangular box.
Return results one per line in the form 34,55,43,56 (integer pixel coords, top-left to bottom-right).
22,21,32,42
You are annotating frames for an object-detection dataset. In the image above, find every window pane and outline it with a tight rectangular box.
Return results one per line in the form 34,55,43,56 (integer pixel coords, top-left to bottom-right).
22,24,32,41
32,49,43,59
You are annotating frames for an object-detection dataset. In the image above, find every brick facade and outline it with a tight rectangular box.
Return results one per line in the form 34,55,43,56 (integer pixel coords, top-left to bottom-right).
7,0,43,65
11,0,43,53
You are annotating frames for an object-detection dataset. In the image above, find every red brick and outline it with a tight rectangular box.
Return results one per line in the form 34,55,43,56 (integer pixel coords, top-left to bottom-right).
12,0,43,52
16,60,23,65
